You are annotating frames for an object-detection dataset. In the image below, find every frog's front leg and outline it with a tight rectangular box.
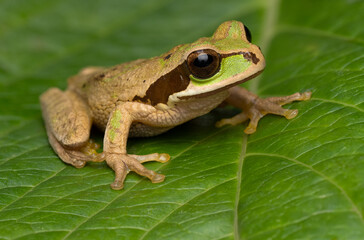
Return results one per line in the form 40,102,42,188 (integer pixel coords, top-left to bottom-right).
216,86,311,134
103,103,170,190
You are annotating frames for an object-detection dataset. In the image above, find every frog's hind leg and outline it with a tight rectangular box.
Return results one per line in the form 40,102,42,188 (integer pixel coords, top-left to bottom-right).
40,88,102,168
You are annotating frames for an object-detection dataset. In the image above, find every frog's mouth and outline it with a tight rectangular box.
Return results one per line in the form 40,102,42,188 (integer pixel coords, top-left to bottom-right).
178,69,263,100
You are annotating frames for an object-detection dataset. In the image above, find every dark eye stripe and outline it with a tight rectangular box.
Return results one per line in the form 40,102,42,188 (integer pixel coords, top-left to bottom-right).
220,51,259,64
133,62,190,106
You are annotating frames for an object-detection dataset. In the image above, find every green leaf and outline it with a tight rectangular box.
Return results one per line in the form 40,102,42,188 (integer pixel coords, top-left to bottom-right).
0,0,363,239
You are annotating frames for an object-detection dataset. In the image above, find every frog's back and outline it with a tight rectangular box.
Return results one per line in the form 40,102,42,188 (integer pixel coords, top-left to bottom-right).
67,58,165,129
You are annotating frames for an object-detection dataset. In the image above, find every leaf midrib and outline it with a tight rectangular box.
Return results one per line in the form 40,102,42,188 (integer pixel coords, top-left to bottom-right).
234,135,247,240
236,0,280,239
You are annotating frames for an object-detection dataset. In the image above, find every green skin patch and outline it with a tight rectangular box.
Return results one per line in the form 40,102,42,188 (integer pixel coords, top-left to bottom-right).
159,58,167,68
190,54,251,86
108,110,122,141
228,21,243,39
213,38,250,51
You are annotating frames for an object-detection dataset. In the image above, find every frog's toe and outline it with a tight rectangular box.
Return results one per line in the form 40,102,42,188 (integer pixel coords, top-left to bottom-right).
266,91,312,105
73,160,87,168
216,112,248,128
284,109,299,119
151,173,165,183
111,181,124,190
158,153,170,163
216,118,233,127
125,155,166,184
128,153,171,163
215,120,226,128
105,154,128,190
215,118,233,128
243,112,260,134
244,125,257,134
301,91,312,101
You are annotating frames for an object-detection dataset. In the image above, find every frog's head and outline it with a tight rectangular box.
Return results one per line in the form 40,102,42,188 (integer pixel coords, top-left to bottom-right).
164,20,265,105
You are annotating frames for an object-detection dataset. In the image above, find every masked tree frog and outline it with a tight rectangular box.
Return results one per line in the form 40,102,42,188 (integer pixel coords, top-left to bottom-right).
40,21,311,190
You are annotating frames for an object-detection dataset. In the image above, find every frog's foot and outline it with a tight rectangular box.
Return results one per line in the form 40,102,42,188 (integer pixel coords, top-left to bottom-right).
105,153,169,190
216,91,311,134
76,139,107,163
49,131,105,168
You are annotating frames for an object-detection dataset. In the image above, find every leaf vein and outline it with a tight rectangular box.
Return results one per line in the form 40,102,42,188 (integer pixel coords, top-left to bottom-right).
138,177,235,240
246,152,364,225
61,126,233,239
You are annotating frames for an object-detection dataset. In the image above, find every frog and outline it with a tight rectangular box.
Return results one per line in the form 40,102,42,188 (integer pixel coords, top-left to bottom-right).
40,20,311,190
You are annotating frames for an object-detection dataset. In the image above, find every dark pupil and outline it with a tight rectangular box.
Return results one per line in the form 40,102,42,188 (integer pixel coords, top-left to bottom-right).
193,53,213,68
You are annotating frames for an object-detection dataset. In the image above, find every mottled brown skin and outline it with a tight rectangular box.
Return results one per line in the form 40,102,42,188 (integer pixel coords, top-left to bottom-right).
40,21,311,190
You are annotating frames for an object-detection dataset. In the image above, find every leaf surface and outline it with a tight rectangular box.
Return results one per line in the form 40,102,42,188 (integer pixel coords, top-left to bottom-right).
0,0,363,239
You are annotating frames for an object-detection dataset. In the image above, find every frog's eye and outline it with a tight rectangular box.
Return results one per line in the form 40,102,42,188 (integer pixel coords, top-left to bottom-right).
244,25,252,43
187,49,221,79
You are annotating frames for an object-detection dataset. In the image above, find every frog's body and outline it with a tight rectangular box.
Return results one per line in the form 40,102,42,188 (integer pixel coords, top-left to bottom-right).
67,60,229,137
40,21,311,190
